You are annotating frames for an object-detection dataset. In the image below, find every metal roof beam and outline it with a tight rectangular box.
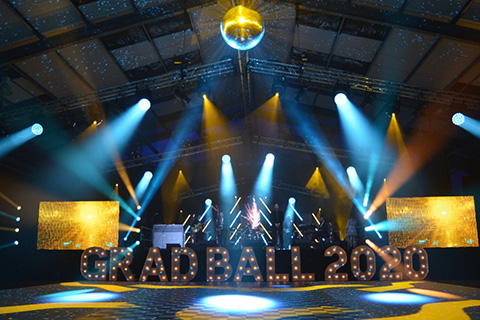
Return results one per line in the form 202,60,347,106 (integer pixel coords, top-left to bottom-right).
290,0,480,44
0,0,209,67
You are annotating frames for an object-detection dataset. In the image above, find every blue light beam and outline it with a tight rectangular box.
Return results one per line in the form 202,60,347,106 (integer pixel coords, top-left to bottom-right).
221,155,237,220
0,124,43,158
453,114,480,139
138,105,203,217
253,153,275,198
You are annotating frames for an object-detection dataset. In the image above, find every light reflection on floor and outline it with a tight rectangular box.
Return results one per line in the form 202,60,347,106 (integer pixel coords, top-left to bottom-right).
0,281,478,319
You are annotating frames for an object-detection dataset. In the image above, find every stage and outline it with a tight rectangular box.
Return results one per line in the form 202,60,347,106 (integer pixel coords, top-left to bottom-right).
1,281,479,319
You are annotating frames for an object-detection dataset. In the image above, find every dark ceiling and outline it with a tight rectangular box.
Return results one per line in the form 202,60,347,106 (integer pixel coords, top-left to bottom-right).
0,0,479,198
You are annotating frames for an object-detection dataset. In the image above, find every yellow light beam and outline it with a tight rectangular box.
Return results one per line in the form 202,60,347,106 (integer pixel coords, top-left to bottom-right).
260,222,272,240
305,167,330,198
311,212,321,225
202,219,211,232
229,197,241,215
61,282,137,292
118,222,140,233
367,104,454,219
0,226,17,232
202,97,230,143
102,126,139,208
230,222,241,240
0,302,139,315
76,122,98,141
182,214,191,226
293,223,303,238
185,235,191,246
259,197,271,213
0,192,19,209
173,170,191,195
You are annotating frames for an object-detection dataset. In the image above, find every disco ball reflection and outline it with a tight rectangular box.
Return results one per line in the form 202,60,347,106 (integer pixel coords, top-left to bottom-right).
220,5,265,50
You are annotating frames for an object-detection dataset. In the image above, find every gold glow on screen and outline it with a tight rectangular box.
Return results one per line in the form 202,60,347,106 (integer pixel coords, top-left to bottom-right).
386,196,479,248
37,201,119,250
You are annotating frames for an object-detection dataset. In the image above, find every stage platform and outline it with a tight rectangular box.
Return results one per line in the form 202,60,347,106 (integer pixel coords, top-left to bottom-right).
1,281,480,319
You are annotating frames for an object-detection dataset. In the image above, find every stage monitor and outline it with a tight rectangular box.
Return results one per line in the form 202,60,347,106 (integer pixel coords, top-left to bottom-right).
386,196,479,248
37,201,119,250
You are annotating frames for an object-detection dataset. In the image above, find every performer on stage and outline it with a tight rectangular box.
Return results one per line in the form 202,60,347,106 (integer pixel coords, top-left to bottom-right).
190,213,203,244
346,217,358,249
272,203,284,249
215,211,224,246
317,216,334,247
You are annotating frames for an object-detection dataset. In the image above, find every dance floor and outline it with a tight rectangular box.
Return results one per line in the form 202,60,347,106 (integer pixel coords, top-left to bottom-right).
1,281,479,319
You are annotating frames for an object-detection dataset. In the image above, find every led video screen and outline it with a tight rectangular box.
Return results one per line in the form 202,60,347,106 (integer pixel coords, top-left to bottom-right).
37,201,119,250
386,196,479,248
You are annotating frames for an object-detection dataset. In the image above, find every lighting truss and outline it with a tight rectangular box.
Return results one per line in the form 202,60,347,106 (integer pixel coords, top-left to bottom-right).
272,180,328,199
248,59,480,107
103,136,244,171
175,177,248,201
0,59,235,121
252,135,396,164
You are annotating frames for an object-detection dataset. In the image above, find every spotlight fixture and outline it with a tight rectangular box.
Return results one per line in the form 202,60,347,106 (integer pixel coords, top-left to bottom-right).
135,240,140,245
136,216,141,221
332,83,350,106
15,217,20,222
14,241,18,246
222,154,231,163
31,123,43,136
266,153,275,162
452,113,465,126
334,93,348,106
197,80,210,99
138,98,151,111
205,198,212,206
346,166,356,176
144,171,153,180
289,197,296,205
137,205,142,210
271,78,286,96
16,206,21,211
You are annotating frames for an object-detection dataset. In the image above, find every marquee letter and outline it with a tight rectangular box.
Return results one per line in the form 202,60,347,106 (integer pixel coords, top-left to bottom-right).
324,245,347,281
140,247,168,282
109,247,135,281
404,245,429,280
206,247,233,281
234,247,263,282
171,247,198,282
266,246,289,281
351,245,376,280
379,245,403,281
291,246,314,281
80,247,108,281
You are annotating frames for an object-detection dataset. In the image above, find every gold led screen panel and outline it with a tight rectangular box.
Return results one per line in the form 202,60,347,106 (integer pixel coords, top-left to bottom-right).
37,201,119,250
386,196,479,248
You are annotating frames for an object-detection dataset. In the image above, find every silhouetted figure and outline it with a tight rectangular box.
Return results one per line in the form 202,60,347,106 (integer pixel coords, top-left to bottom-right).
346,218,358,249
215,211,225,246
318,216,334,247
272,203,285,249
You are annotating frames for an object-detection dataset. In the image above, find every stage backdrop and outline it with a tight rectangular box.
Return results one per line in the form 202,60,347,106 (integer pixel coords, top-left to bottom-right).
37,201,119,250
386,196,479,248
